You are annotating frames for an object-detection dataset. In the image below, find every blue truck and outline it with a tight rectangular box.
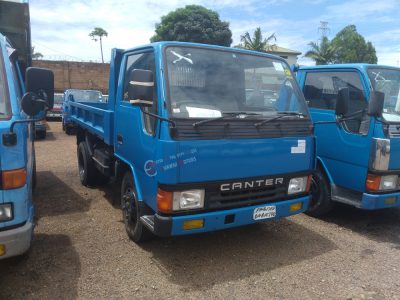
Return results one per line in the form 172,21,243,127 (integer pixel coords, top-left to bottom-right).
296,64,400,216
0,0,54,259
62,89,103,135
70,42,315,242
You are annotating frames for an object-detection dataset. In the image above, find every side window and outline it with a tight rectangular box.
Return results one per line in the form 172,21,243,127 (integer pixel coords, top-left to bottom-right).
123,52,157,135
303,71,368,134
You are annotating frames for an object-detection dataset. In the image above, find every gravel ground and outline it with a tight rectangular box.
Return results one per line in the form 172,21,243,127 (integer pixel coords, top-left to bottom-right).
1,122,400,299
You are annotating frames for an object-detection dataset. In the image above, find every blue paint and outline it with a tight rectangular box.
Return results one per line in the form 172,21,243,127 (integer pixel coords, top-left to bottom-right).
297,63,400,210
70,41,315,237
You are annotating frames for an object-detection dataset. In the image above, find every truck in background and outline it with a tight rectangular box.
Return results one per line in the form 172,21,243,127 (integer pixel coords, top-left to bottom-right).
46,92,63,120
62,89,103,134
0,0,54,259
70,42,314,242
296,64,400,216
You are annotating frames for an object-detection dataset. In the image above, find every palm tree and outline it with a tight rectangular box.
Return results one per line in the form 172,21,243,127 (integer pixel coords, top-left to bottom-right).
239,27,276,52
304,36,337,65
89,27,108,63
31,46,43,60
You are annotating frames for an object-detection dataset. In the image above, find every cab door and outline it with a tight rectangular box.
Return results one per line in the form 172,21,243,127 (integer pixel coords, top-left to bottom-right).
114,49,159,205
301,69,372,192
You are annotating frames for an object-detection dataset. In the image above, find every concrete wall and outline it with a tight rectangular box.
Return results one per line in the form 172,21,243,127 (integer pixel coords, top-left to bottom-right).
32,60,110,94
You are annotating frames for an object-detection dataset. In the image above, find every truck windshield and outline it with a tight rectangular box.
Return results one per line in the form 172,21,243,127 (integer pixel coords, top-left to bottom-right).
368,67,400,122
165,46,308,119
0,50,10,118
69,90,103,103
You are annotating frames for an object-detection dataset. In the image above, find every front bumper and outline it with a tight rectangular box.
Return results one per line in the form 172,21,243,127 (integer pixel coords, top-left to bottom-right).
0,222,33,259
145,196,310,236
361,191,400,210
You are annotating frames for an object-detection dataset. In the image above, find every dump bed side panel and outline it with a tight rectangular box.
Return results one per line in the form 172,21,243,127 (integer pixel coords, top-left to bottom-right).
70,102,114,145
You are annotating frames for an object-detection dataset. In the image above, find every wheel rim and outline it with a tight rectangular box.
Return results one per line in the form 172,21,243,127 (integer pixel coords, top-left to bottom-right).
122,185,137,229
310,177,322,210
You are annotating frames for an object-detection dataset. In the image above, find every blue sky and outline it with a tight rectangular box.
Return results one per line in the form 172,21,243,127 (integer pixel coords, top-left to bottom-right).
30,0,400,66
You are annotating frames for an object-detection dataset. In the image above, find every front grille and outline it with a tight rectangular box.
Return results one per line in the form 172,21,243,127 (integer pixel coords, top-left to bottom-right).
171,118,313,140
206,181,287,210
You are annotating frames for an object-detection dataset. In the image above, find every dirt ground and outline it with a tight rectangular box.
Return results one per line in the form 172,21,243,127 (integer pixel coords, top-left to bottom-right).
1,122,400,300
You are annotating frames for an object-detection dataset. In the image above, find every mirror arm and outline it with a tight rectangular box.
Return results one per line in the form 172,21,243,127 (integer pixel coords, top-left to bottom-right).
140,107,176,128
10,116,44,133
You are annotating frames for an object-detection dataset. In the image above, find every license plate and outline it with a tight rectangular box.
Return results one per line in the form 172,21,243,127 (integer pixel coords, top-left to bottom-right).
253,205,276,220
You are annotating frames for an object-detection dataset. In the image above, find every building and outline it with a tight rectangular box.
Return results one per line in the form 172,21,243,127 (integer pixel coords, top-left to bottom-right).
266,46,302,65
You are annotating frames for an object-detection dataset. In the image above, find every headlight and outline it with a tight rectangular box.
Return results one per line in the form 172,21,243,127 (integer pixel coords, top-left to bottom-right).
366,174,399,191
288,176,309,195
173,189,205,210
0,204,13,221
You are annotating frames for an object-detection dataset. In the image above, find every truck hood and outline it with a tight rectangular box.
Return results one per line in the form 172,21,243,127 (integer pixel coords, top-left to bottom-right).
156,136,314,184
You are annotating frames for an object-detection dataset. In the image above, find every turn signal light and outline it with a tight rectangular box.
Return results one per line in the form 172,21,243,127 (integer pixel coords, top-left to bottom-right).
1,168,27,190
366,174,381,191
183,219,204,230
306,175,312,192
0,244,6,256
290,202,303,212
157,189,173,213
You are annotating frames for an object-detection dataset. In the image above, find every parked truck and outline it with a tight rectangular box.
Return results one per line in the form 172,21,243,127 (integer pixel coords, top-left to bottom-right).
62,89,103,134
296,64,400,215
0,1,54,259
71,42,315,242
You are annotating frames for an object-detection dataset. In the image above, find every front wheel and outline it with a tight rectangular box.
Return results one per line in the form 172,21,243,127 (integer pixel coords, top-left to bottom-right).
121,172,152,243
306,168,334,217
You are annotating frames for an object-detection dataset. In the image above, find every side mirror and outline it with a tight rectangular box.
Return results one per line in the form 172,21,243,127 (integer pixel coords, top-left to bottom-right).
25,67,54,110
21,92,45,116
128,69,154,107
335,87,349,116
368,91,384,117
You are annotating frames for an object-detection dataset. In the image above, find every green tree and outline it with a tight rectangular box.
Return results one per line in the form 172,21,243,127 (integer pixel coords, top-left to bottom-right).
304,36,337,65
237,27,276,52
89,27,108,63
150,5,232,46
331,25,377,64
31,46,43,60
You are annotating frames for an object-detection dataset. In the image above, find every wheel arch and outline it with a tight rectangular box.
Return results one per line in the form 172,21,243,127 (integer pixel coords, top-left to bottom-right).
115,154,144,202
316,156,334,185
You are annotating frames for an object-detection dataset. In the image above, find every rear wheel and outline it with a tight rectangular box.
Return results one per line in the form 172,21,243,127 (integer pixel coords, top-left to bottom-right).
121,171,152,243
35,130,46,140
306,167,334,217
77,142,108,186
65,127,73,135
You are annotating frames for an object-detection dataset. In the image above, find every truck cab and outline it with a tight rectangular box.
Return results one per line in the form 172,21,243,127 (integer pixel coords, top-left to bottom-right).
71,42,315,242
297,64,400,215
0,33,54,259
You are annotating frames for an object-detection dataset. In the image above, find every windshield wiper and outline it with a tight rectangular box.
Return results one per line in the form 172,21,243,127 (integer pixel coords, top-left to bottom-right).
254,112,306,128
192,112,262,128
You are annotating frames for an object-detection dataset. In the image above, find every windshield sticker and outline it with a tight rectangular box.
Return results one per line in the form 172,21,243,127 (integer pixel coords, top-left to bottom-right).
144,149,198,176
171,50,193,64
273,62,284,72
284,69,293,79
291,140,306,154
186,107,222,118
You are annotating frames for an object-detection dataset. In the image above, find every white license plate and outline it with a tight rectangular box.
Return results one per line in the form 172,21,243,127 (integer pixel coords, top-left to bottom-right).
253,205,276,220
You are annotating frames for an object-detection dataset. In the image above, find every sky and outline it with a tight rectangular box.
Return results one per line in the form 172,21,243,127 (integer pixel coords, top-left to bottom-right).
30,0,400,66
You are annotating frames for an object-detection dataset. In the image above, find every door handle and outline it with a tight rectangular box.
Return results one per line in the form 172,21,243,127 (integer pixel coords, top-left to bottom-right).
117,134,123,144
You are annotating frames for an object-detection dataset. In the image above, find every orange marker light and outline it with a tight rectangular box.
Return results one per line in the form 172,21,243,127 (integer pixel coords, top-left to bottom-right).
157,189,173,213
366,174,381,192
2,168,27,190
306,175,312,193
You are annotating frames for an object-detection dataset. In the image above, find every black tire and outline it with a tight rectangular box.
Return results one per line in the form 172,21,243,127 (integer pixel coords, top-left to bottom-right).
65,127,72,135
121,171,152,243
306,167,335,217
35,130,46,140
62,122,65,131
77,142,108,186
